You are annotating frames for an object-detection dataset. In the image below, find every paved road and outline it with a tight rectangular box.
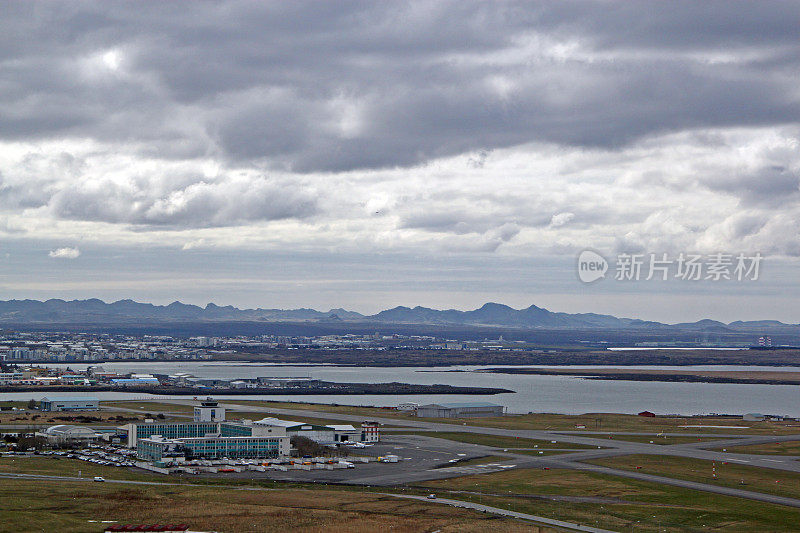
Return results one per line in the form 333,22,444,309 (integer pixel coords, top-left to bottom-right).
386,493,615,533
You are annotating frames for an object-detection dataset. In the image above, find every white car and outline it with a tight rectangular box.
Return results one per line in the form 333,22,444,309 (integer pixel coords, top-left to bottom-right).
427,494,436,500
93,476,105,482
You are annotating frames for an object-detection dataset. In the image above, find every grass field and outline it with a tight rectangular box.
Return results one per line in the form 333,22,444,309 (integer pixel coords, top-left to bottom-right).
710,441,800,456
0,409,157,427
419,467,800,532
103,400,195,413
396,431,596,450
590,454,800,501
102,400,364,427
577,434,728,446
223,400,800,435
0,478,546,533
0,457,170,482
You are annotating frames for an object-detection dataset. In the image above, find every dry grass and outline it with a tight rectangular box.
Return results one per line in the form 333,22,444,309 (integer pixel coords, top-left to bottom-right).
418,467,800,531
711,440,800,456
590,454,800,500
0,479,550,533
223,400,800,435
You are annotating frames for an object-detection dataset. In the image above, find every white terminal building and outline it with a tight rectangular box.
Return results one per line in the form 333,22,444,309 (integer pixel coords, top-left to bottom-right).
123,400,379,462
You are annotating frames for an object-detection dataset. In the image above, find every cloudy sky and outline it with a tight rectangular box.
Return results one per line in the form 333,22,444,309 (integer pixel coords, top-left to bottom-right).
1,1,799,322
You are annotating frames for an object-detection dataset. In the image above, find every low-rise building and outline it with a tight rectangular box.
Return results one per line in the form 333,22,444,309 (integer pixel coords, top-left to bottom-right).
252,417,335,443
360,421,381,443
137,433,288,461
111,377,160,387
41,424,99,445
40,396,99,412
415,402,505,418
327,424,361,443
125,419,290,460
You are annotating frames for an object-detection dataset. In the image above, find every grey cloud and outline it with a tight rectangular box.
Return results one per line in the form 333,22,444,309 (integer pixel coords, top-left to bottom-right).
703,165,800,207
0,2,798,171
49,175,318,228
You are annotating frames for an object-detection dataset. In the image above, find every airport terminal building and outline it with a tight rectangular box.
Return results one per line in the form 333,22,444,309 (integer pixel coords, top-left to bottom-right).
137,434,287,461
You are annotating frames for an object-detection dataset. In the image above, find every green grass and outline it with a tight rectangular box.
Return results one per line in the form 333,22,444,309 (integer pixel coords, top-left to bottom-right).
590,454,800,501
420,467,800,532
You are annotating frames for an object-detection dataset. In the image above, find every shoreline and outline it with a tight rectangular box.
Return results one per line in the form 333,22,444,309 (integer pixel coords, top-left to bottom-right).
0,383,513,396
477,367,800,385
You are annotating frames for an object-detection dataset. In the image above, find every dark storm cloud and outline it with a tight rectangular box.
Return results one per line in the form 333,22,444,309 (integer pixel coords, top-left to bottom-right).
0,1,798,171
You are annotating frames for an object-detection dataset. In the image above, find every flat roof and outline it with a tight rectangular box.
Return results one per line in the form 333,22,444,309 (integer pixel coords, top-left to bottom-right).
40,396,100,402
418,402,503,409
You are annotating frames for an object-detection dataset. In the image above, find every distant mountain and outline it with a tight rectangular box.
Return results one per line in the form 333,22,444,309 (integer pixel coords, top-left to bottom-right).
0,298,793,332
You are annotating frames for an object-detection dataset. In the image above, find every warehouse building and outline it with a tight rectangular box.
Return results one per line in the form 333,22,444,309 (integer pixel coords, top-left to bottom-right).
414,402,505,418
252,417,380,444
327,424,361,443
41,424,99,445
252,417,335,443
40,396,100,412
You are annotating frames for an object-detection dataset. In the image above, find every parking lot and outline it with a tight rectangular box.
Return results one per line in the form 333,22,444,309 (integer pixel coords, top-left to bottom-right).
187,435,520,485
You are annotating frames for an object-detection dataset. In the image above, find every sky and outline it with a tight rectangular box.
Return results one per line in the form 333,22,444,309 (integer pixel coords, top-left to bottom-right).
0,1,798,323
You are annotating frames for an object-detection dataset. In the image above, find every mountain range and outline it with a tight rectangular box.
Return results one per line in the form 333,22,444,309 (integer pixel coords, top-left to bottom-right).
0,298,794,333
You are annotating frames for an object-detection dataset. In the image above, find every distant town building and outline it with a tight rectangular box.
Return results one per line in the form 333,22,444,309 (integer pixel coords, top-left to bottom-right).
396,402,419,411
